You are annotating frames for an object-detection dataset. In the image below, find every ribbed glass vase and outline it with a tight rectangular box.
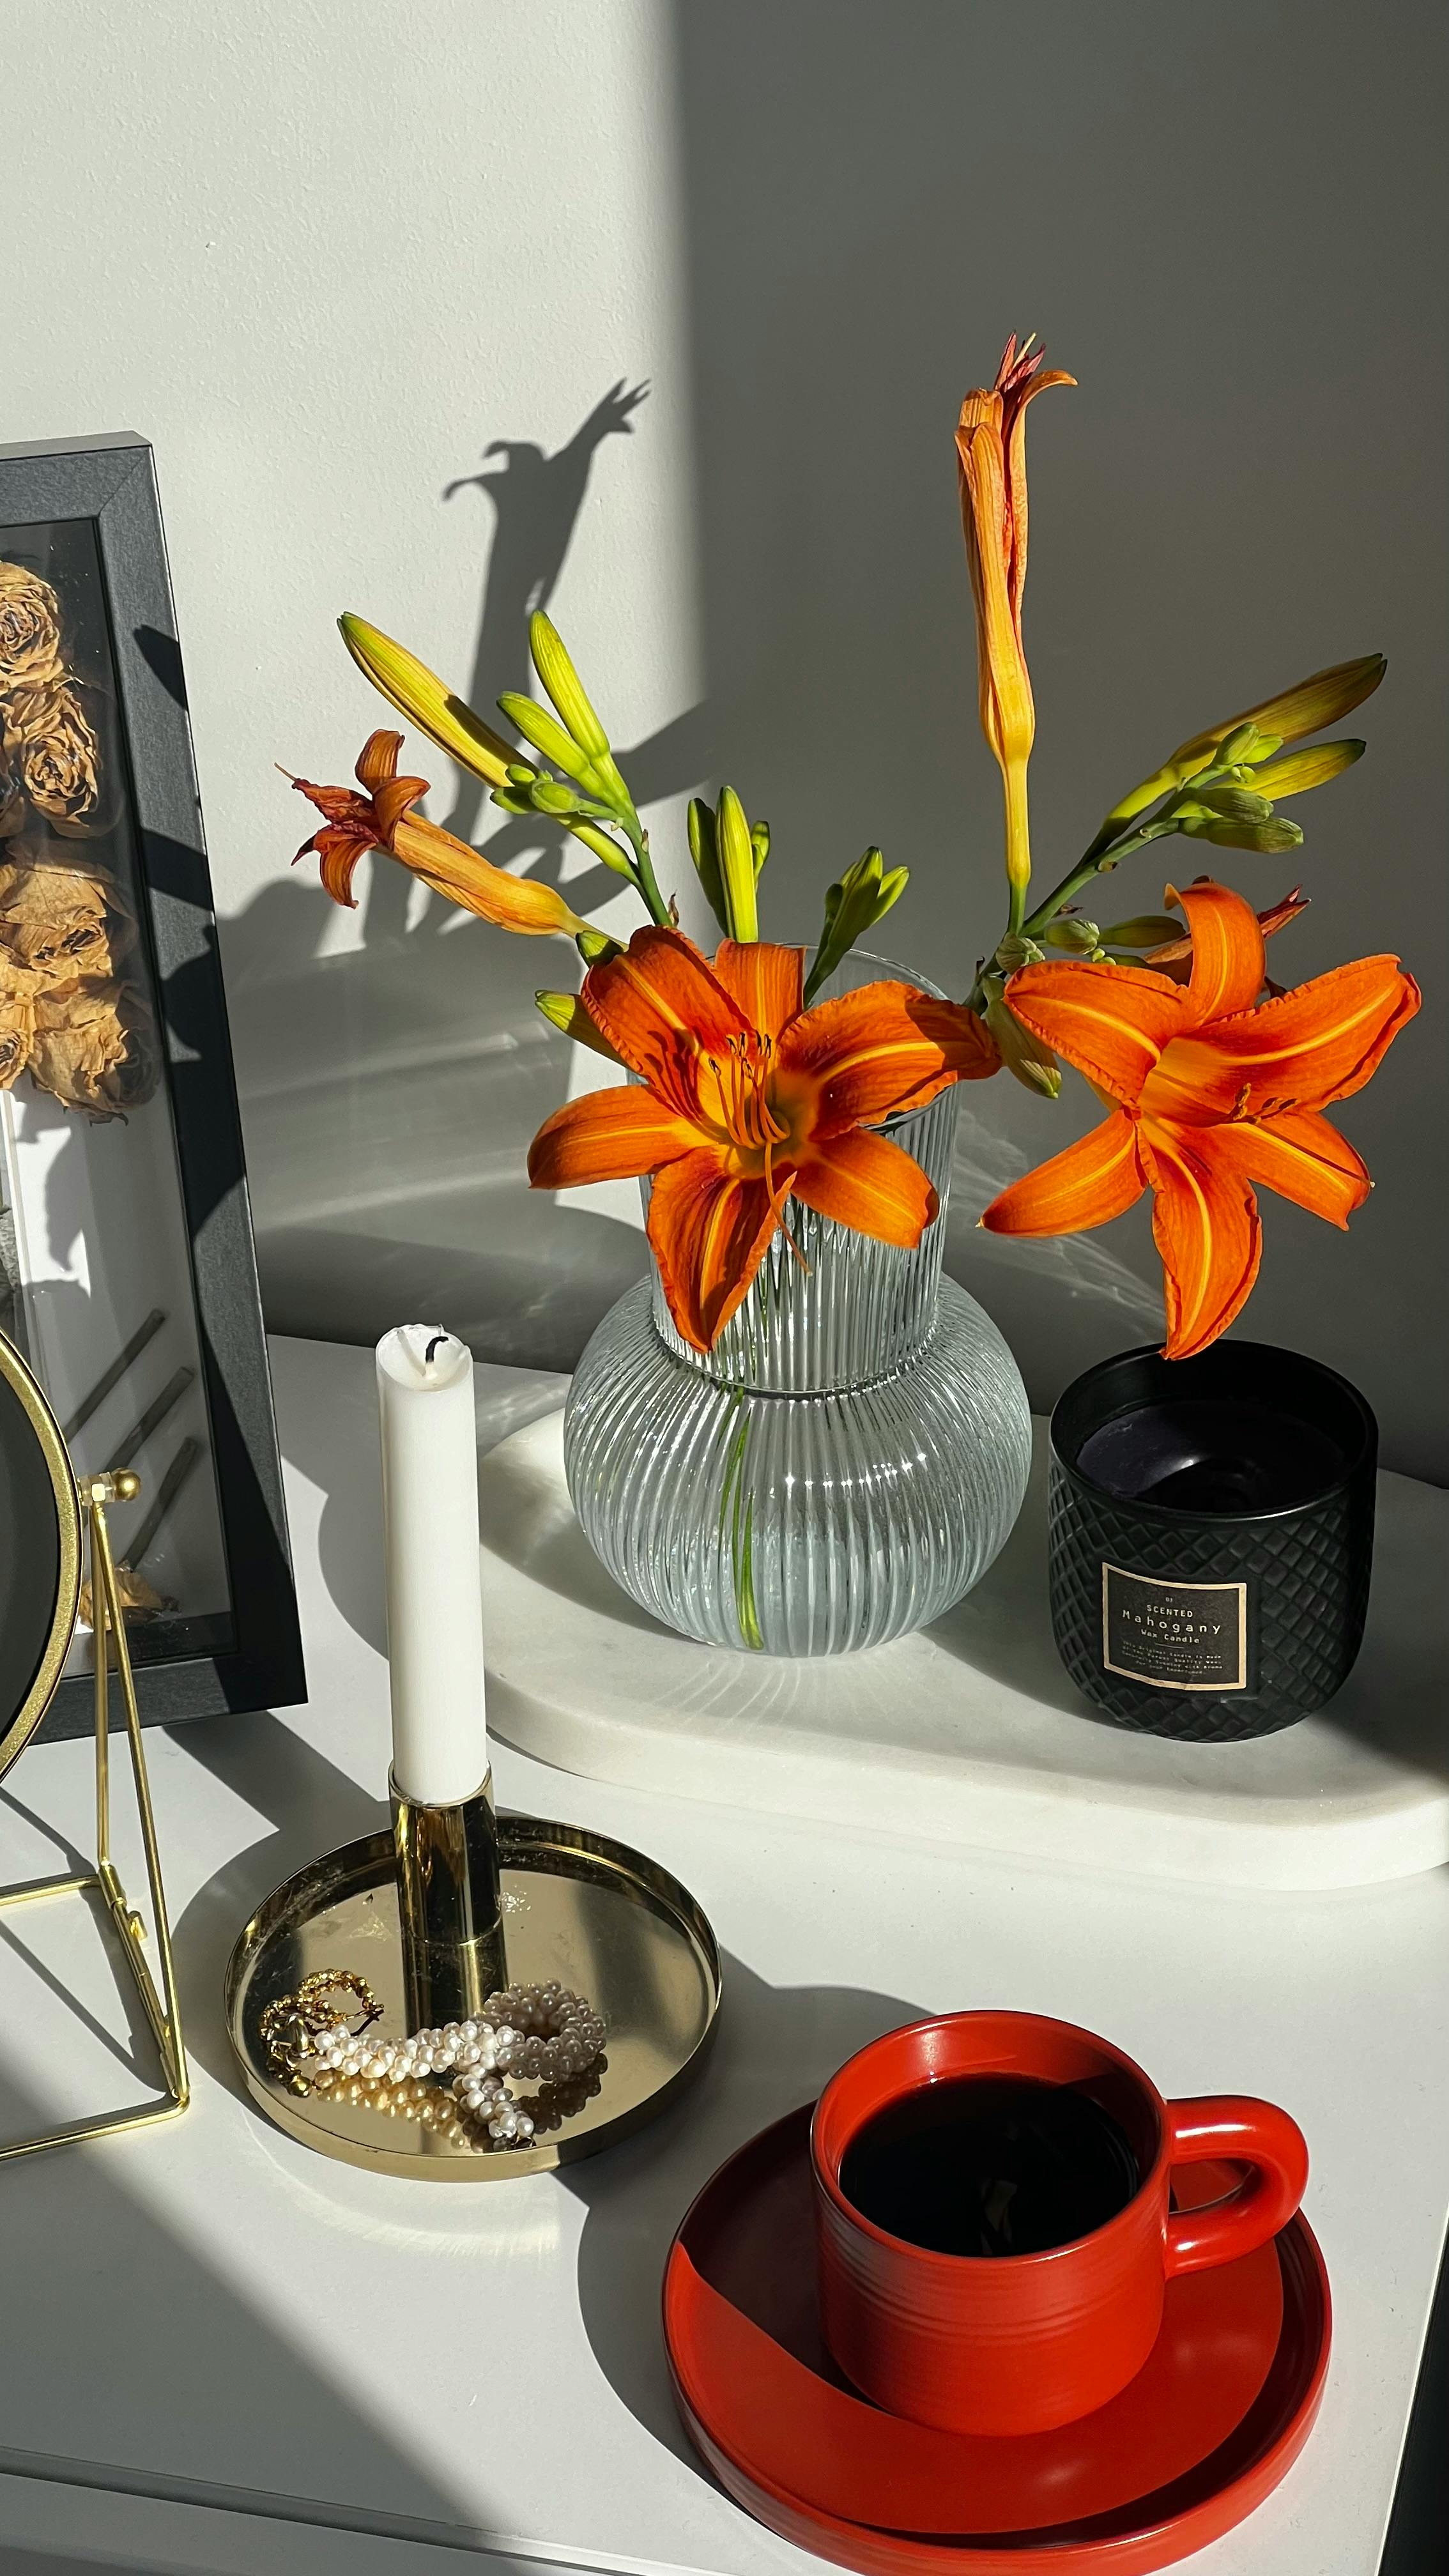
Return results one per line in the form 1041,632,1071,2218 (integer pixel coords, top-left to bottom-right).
562,953,1032,1657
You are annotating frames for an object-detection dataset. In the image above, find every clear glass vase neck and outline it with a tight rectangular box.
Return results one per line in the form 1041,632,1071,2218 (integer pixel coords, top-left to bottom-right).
649,1081,958,1394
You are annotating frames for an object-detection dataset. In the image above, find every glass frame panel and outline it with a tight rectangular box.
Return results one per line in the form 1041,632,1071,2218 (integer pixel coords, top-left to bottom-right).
0,434,304,1734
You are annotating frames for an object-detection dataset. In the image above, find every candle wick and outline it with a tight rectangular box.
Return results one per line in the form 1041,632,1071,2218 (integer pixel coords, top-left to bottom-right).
424,1333,449,1365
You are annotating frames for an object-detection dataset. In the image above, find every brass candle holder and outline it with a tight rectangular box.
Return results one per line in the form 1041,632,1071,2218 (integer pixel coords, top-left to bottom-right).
390,1767,506,2029
226,1790,721,2179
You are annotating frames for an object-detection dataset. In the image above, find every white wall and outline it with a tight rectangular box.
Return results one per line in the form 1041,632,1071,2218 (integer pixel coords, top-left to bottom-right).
11,0,696,1358
9,0,1446,1478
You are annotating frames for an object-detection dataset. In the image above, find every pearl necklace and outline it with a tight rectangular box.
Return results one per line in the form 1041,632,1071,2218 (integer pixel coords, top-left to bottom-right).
261,1972,606,2147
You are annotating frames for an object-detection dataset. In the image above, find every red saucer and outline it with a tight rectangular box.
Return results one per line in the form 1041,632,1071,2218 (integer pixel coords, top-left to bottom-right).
664,2104,1331,2576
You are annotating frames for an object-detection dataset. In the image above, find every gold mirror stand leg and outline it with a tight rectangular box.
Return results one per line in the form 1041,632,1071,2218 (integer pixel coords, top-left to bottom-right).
0,1473,189,2161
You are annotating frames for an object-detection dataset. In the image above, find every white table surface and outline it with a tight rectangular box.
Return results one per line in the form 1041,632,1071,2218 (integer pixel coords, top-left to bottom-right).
0,1333,1445,2576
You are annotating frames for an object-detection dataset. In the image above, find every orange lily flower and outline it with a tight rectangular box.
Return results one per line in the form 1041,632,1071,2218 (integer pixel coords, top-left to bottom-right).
956,334,1074,905
291,730,588,936
528,926,998,1351
1140,884,1310,984
981,878,1420,1359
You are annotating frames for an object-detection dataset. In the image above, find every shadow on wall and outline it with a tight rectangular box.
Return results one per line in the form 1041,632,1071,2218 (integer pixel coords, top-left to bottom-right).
218,362,1163,1393
663,0,1447,1478
222,385,715,1370
218,0,1445,1475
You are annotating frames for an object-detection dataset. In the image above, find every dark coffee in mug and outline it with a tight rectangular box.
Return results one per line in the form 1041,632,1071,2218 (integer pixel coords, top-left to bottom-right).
838,2073,1140,2258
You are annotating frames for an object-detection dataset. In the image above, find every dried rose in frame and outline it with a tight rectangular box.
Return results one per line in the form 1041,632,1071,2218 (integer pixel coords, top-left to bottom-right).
29,974,157,1119
0,561,64,696
0,952,39,1086
79,1564,167,1627
0,849,124,986
0,755,22,840
3,679,103,833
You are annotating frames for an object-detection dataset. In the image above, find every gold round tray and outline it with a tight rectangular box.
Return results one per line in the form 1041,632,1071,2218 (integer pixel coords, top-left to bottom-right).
225,1815,721,2178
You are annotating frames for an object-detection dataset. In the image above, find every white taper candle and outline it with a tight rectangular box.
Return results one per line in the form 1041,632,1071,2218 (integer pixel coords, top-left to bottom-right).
376,1324,488,1805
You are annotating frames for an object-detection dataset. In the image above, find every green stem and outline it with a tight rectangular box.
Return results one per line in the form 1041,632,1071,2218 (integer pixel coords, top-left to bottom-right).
1004,761,1031,938
634,840,672,927
1020,850,1122,939
1026,749,1254,942
615,809,672,927
1020,801,1192,941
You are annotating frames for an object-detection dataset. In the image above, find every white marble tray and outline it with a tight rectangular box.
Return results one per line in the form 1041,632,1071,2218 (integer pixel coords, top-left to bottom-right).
480,1407,1449,1890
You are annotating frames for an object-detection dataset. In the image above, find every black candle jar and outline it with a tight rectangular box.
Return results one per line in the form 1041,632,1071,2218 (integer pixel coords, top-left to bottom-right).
1048,1342,1377,1742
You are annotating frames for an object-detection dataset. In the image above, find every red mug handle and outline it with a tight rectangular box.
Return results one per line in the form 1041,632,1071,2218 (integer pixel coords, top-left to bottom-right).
1163,2096,1308,2277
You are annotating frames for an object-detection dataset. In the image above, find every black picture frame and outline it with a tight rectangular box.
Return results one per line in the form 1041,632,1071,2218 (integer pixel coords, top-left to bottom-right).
0,433,305,1734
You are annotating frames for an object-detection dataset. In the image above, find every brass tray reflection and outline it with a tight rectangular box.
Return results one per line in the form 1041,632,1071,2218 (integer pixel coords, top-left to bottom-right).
226,1816,721,2179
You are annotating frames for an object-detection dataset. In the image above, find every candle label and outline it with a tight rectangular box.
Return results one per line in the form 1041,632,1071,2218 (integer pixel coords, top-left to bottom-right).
1101,1563,1249,1692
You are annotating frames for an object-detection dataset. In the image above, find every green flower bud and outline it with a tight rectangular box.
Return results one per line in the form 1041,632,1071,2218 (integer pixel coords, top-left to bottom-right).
1181,813,1305,852
1100,914,1184,949
995,933,1046,971
1181,785,1274,824
528,777,585,815
1041,916,1101,951
567,820,637,877
687,796,728,931
576,927,622,964
496,691,602,795
803,848,910,1002
528,611,611,758
1248,739,1365,798
716,786,759,942
534,988,620,1057
984,994,1062,1098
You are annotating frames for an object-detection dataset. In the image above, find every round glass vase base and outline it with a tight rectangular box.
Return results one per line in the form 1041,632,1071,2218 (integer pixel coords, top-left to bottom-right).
564,1275,1032,1659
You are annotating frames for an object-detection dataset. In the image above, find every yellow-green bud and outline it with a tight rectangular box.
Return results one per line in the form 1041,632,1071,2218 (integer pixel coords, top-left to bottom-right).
535,988,620,1058
528,611,611,758
1181,813,1304,852
995,933,1046,971
576,927,622,964
985,994,1061,1099
716,786,759,942
1100,914,1184,949
1182,785,1273,823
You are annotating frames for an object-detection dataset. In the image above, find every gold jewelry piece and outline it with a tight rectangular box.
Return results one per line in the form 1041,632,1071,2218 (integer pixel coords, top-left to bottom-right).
261,1974,606,2149
260,1969,381,2071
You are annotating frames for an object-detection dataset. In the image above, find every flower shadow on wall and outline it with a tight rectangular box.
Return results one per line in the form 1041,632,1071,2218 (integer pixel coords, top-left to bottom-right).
215,387,718,1368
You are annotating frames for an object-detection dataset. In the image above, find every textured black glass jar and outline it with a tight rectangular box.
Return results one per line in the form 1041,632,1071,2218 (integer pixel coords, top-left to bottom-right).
1048,1342,1377,1742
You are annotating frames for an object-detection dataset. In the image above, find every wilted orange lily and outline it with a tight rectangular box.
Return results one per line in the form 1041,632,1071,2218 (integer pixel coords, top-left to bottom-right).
529,927,997,1350
956,335,1074,912
981,878,1420,1358
291,730,588,935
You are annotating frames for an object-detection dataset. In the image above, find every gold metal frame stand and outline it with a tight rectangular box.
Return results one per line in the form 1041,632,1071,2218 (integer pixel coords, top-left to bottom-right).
0,1473,189,2161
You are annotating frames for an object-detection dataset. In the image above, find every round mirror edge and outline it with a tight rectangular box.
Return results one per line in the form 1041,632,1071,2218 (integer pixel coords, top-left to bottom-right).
0,1330,82,1783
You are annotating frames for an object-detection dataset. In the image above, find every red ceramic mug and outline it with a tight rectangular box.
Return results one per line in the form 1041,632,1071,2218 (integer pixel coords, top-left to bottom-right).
811,2009,1308,2437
